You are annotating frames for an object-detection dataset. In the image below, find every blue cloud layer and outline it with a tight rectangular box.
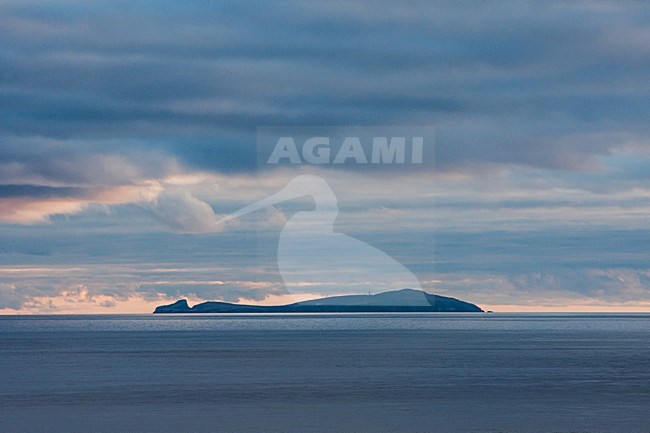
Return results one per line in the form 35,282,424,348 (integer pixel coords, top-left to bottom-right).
1,1,650,310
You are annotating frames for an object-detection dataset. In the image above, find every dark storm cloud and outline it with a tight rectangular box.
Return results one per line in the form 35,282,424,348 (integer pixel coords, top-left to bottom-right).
1,0,649,175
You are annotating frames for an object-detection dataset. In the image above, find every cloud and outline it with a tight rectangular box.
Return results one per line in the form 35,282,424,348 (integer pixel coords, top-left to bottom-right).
0,197,87,224
136,281,287,303
142,187,223,234
0,182,163,224
1,0,649,173
0,284,23,310
1,1,650,311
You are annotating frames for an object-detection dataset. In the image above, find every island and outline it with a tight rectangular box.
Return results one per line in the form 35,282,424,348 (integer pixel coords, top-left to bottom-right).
153,288,484,313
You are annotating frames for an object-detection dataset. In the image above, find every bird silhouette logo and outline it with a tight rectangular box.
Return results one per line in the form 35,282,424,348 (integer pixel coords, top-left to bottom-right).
218,175,425,303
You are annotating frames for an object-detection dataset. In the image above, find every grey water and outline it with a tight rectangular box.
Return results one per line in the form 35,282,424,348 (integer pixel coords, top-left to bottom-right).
1,314,649,433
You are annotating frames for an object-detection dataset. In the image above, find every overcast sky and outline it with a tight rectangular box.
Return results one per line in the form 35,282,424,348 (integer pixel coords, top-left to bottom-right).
1,0,650,313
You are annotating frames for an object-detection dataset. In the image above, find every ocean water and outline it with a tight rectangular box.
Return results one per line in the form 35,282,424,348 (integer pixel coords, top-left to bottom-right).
1,314,649,433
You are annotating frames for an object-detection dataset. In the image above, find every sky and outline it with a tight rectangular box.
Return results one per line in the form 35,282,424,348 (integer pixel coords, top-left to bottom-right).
1,0,650,313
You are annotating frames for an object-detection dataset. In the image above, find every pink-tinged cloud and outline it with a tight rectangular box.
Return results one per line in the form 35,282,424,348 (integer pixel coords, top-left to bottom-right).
0,183,160,225
0,176,229,233
0,197,87,224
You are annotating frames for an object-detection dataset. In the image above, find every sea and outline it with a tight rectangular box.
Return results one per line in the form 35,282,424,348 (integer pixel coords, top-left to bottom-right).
1,313,649,433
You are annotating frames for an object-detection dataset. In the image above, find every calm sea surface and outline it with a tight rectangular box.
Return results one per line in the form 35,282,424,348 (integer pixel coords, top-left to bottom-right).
1,313,649,433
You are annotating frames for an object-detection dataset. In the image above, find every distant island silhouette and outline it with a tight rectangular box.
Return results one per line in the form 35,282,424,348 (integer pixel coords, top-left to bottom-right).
153,289,484,313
